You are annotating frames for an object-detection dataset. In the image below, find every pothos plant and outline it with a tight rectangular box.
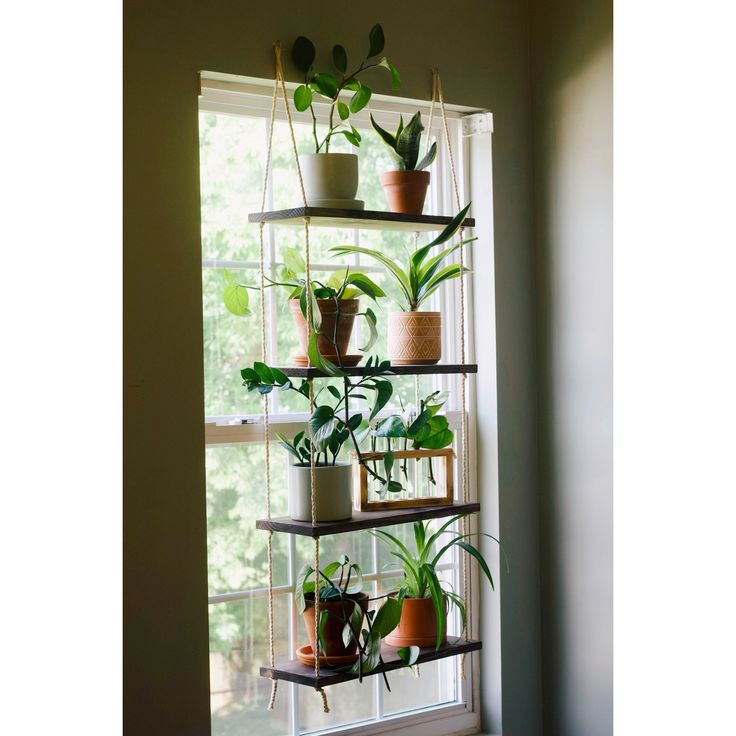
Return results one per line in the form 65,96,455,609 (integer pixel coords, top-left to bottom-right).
223,246,384,359
291,24,401,153
296,555,418,684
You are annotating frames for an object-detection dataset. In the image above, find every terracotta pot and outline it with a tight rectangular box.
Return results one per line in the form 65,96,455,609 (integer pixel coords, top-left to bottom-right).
388,311,442,365
380,170,431,215
302,592,369,657
385,596,447,648
290,298,360,362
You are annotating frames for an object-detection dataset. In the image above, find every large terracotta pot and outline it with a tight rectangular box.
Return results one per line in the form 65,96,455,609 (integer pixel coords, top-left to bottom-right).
385,596,447,648
302,592,369,657
388,311,442,365
290,298,360,364
380,170,430,215
288,462,353,522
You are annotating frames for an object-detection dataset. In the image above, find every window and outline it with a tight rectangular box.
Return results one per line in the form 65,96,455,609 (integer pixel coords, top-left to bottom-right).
198,75,487,736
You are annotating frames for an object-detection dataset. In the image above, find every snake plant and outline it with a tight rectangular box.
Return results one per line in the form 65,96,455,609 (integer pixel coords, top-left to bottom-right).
370,111,437,171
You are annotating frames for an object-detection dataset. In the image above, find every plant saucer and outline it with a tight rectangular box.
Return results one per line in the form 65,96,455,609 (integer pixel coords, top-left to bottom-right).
291,354,362,367
295,644,359,669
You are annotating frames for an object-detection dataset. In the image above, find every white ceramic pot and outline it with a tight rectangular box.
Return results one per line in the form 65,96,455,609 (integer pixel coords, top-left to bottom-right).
288,462,353,522
299,153,363,209
388,311,442,365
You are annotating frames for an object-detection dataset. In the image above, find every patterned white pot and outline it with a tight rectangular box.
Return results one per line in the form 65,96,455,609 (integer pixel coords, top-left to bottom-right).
388,311,442,365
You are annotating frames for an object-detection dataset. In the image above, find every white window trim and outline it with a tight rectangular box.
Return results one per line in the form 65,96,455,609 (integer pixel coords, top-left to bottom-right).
199,74,494,736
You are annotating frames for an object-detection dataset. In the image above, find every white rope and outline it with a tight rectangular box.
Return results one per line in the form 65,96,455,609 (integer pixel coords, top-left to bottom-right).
272,42,329,712
436,70,472,680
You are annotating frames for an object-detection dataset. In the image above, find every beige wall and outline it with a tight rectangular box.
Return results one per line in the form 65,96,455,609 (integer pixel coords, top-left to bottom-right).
530,1,613,734
124,1,543,734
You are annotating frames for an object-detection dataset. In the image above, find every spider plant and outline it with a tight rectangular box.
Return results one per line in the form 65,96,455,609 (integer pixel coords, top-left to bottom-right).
371,515,502,649
330,203,475,312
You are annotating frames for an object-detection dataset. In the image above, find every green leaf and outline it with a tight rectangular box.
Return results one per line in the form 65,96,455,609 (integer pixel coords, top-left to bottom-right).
457,541,495,591
371,597,402,638
309,405,338,449
426,202,472,248
383,450,394,479
353,418,371,445
307,332,345,376
378,58,401,90
343,602,364,648
359,307,378,353
295,564,314,613
271,367,289,386
327,385,341,400
317,609,329,656
332,44,347,73
346,273,385,300
396,111,423,170
253,362,274,383
341,130,361,147
420,563,446,649
282,246,306,275
292,36,316,73
349,85,372,113
406,408,432,437
294,84,313,112
369,380,393,420
313,72,338,99
370,113,396,151
415,140,437,171
223,283,251,316
299,286,321,331
367,24,385,58
337,100,350,121
373,415,406,438
397,645,420,666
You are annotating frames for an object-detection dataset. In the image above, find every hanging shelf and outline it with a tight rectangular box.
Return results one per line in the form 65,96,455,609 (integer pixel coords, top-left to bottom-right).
261,637,482,687
256,501,480,538
248,206,475,232
273,363,478,379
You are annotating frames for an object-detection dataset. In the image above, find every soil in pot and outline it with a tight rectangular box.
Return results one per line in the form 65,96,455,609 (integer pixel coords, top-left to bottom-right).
387,311,442,365
302,592,370,663
289,298,361,365
288,461,353,522
380,170,431,215
385,595,448,648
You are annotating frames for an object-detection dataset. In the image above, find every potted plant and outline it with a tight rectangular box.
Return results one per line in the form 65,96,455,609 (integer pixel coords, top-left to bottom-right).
372,516,501,649
242,358,398,521
291,25,400,209
296,555,419,680
370,112,437,214
224,247,384,366
331,203,474,365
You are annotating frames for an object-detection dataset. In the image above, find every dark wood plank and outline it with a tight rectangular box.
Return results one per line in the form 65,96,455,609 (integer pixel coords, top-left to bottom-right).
256,501,480,538
260,637,481,687
274,363,478,379
248,207,475,232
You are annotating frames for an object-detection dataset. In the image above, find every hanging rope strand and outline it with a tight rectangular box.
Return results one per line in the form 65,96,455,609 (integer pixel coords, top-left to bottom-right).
436,71,472,681
272,41,329,713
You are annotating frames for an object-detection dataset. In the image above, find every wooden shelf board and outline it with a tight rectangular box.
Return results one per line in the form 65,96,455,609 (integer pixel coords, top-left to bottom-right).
274,363,478,379
256,501,480,538
260,637,481,687
248,207,475,232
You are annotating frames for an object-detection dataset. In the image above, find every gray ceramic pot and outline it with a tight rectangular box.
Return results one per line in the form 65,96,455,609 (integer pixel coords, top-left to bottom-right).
299,153,363,210
288,461,353,522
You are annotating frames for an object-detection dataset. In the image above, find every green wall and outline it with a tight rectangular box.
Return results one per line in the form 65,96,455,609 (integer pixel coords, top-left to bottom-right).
124,1,542,734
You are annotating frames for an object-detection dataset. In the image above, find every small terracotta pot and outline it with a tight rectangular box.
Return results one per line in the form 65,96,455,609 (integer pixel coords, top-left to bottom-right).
380,170,431,215
290,298,360,362
388,311,442,365
302,592,369,658
385,596,447,648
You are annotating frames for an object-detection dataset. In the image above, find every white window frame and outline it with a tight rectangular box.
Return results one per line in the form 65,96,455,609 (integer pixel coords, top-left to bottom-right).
199,72,494,736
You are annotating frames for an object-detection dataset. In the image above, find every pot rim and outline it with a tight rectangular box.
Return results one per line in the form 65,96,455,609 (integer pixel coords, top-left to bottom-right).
299,152,359,159
304,590,369,605
389,310,441,317
291,460,351,469
380,169,431,177
288,298,360,305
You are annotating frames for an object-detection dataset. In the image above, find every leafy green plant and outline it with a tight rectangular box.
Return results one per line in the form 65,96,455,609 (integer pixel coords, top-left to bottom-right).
331,203,475,312
296,555,419,682
224,247,385,361
292,25,401,153
372,516,502,649
370,112,437,171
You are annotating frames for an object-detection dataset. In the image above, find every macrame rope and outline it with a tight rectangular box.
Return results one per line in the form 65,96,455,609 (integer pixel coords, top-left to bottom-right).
436,71,472,681
272,42,329,712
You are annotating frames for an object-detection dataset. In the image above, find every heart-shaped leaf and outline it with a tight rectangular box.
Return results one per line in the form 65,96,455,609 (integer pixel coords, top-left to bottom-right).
367,24,385,58
332,44,347,73
292,36,316,73
337,100,350,121
223,283,250,316
349,85,372,113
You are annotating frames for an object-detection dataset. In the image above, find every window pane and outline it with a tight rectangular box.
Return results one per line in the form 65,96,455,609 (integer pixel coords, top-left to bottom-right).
210,595,291,736
382,658,456,716
206,444,289,595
